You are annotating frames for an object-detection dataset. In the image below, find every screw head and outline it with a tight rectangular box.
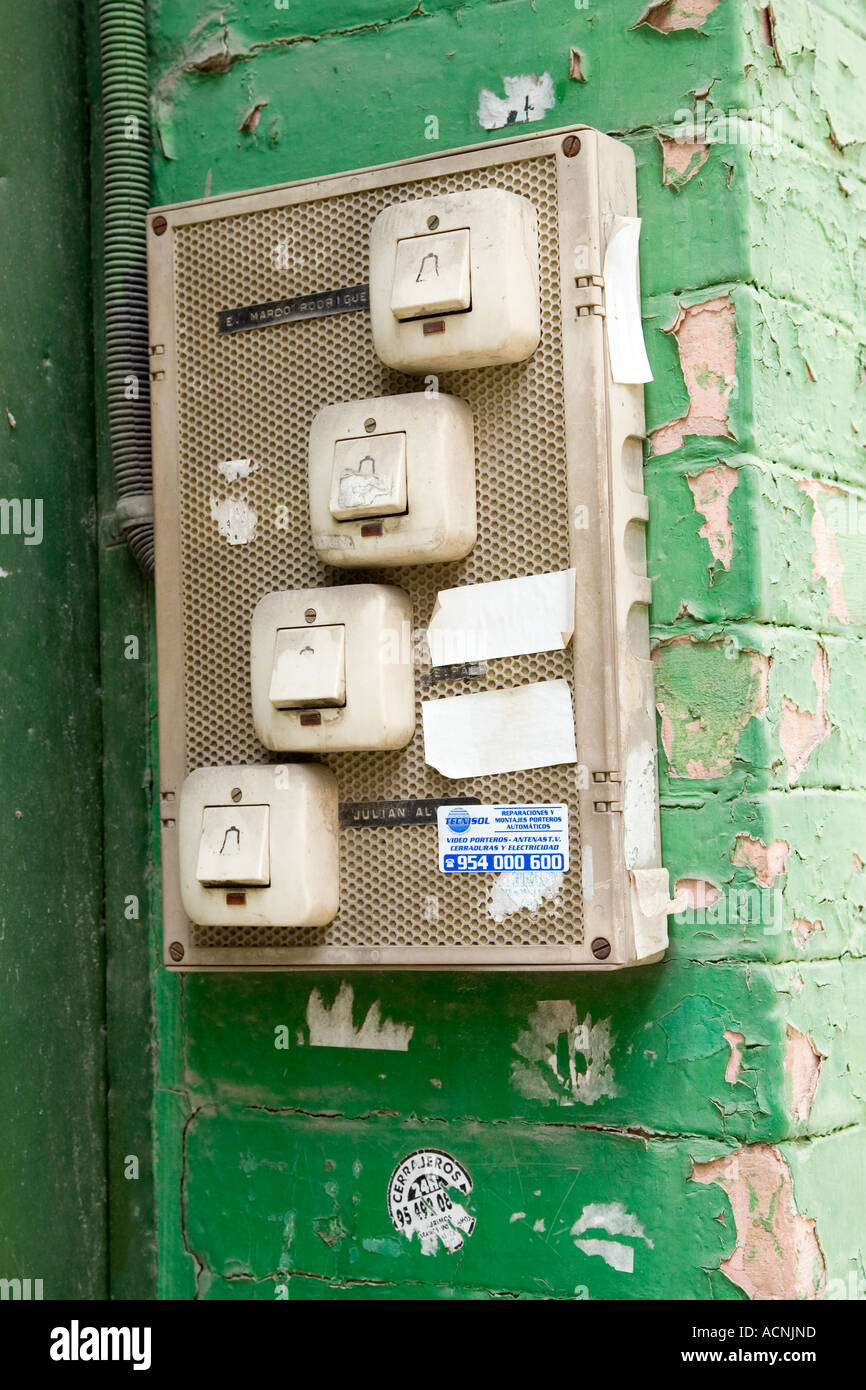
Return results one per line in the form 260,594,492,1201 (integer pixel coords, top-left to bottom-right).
230,787,243,803
168,941,184,962
591,937,611,960
364,417,377,433
562,135,582,158
304,607,317,623
427,215,440,231
152,215,168,235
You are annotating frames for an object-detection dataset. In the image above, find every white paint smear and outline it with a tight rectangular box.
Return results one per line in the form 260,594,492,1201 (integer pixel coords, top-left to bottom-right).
209,495,258,545
489,869,564,922
422,680,577,779
217,457,255,482
574,1238,635,1273
306,982,414,1052
571,1202,653,1274
572,1202,653,1243
337,471,391,510
602,216,653,385
478,73,556,131
511,1003,618,1106
427,569,575,668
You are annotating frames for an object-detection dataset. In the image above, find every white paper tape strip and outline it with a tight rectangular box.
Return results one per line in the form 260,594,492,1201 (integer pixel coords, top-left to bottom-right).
603,216,653,385
427,569,576,668
422,680,577,779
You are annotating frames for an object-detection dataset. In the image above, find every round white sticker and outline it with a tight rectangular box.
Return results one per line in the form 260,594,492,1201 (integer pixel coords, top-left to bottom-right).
387,1149,476,1256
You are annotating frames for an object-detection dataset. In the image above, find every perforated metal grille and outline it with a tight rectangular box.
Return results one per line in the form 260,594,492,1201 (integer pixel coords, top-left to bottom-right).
170,155,583,950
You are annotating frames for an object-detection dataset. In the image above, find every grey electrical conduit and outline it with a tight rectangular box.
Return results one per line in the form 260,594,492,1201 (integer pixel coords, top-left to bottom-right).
100,0,154,577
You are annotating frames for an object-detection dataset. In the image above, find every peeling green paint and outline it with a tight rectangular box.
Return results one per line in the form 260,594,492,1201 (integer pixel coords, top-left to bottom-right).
140,0,866,1301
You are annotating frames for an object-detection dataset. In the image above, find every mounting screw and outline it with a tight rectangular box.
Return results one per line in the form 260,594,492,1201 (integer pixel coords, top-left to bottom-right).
152,215,168,235
230,787,243,803
304,607,317,623
427,215,440,230
364,417,377,433
562,135,582,158
168,941,184,962
591,937,611,960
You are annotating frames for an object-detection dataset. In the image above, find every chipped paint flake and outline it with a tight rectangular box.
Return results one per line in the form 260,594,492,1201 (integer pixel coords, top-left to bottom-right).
651,297,737,456
574,1238,635,1272
568,48,586,82
786,1025,823,1123
686,464,738,571
217,456,256,482
660,136,710,188
797,479,851,624
723,1029,745,1083
209,495,257,545
732,834,790,887
779,645,832,786
636,0,721,33
306,982,414,1052
512,1001,618,1106
488,868,563,922
692,1145,826,1300
477,73,555,131
240,100,268,134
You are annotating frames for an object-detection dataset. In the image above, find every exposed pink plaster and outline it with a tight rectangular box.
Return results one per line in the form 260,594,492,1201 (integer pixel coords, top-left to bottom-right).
692,1145,826,1300
650,297,737,456
779,645,832,786
660,136,710,186
785,1026,823,1124
687,464,738,570
791,971,804,994
792,916,824,948
723,1030,745,1083
797,479,851,624
854,853,865,871
732,835,790,887
568,47,586,81
657,704,675,763
674,878,724,911
636,0,721,34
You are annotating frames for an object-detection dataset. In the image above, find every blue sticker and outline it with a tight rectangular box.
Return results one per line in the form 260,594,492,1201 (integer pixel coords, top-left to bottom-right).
437,804,569,873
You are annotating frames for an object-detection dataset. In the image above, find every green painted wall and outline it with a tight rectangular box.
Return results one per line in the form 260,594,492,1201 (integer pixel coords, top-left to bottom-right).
136,0,866,1299
0,1,107,1299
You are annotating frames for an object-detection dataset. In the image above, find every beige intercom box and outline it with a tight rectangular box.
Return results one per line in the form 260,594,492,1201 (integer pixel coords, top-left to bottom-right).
147,125,670,971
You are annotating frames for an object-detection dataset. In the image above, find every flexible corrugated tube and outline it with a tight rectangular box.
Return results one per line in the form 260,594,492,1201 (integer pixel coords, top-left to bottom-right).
100,0,154,577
